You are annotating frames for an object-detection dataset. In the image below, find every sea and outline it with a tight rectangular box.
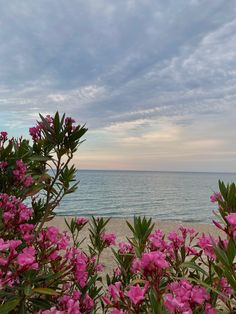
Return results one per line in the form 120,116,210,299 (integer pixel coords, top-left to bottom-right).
55,170,236,223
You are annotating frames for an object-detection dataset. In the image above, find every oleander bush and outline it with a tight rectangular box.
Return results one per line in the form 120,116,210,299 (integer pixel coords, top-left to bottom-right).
0,113,235,313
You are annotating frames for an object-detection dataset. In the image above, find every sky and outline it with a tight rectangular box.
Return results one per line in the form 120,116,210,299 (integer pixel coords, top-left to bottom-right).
0,0,236,172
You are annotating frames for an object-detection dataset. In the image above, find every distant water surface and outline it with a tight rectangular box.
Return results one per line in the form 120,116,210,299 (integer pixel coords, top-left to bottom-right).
55,170,236,223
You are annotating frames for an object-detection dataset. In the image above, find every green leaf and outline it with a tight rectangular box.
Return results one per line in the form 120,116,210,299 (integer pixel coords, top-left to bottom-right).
148,289,163,314
218,180,227,199
226,238,236,264
31,298,52,310
214,244,230,268
24,284,32,296
53,111,60,137
181,261,208,277
30,155,50,162
0,298,20,314
223,269,236,291
33,287,58,296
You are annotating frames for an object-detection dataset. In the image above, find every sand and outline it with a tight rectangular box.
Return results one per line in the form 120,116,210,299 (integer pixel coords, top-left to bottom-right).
49,216,223,273
50,216,221,241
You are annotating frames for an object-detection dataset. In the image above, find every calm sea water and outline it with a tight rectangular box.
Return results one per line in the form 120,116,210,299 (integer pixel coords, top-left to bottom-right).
55,170,236,223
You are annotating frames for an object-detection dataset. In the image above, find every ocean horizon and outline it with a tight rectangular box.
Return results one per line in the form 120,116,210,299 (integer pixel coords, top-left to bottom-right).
56,170,236,223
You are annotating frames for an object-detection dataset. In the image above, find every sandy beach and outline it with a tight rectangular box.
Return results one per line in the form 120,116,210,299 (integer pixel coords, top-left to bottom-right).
51,216,222,240
50,216,223,273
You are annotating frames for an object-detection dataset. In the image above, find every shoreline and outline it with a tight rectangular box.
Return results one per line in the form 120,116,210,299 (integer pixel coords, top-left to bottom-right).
54,214,215,225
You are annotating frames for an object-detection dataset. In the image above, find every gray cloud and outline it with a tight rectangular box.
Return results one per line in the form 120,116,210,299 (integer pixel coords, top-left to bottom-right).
0,0,236,161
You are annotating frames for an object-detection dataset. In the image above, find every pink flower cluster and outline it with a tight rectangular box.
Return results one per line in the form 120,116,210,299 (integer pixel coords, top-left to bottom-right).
0,131,8,142
0,238,22,286
0,193,32,228
118,242,134,254
29,115,77,142
13,159,34,187
0,218,97,312
197,234,216,259
101,232,116,247
164,279,214,313
148,226,198,260
17,246,38,269
29,124,42,141
225,213,236,234
127,284,148,305
210,192,222,203
0,161,8,169
39,290,93,314
0,238,38,287
136,251,169,274
72,251,89,288
29,115,54,141
18,223,34,242
104,281,149,311
38,226,70,261
76,217,89,227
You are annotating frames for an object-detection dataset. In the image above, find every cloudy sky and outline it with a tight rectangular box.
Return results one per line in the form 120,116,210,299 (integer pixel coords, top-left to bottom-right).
0,0,236,172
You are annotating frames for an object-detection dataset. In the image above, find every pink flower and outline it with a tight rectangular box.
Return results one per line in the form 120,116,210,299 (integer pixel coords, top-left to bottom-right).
65,117,76,125
19,224,34,241
76,217,88,226
24,175,34,187
225,213,236,229
131,258,141,273
8,239,22,250
140,251,169,272
0,131,8,141
149,229,166,250
191,286,209,304
108,282,122,301
75,270,88,288
95,263,104,272
29,125,42,141
48,251,59,261
13,160,34,187
0,161,8,169
205,303,217,314
210,192,222,203
212,220,225,231
118,242,133,254
127,285,146,305
164,293,185,312
0,257,8,266
219,277,233,300
82,293,94,310
0,194,32,228
164,280,209,313
45,226,60,242
0,238,10,251
179,226,196,239
59,294,81,313
19,224,34,233
168,231,185,250
114,267,122,276
197,234,215,259
17,247,38,269
101,232,116,246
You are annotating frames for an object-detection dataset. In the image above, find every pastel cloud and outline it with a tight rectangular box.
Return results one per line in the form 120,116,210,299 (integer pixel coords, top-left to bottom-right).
0,0,235,171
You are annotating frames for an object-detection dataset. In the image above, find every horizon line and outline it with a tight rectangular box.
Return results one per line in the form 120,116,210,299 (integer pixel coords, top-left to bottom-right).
77,168,236,174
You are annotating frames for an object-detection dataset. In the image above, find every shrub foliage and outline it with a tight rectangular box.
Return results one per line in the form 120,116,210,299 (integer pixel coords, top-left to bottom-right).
0,113,235,313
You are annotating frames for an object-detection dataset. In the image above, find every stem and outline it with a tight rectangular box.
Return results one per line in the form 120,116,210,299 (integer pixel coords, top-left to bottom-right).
35,153,73,235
